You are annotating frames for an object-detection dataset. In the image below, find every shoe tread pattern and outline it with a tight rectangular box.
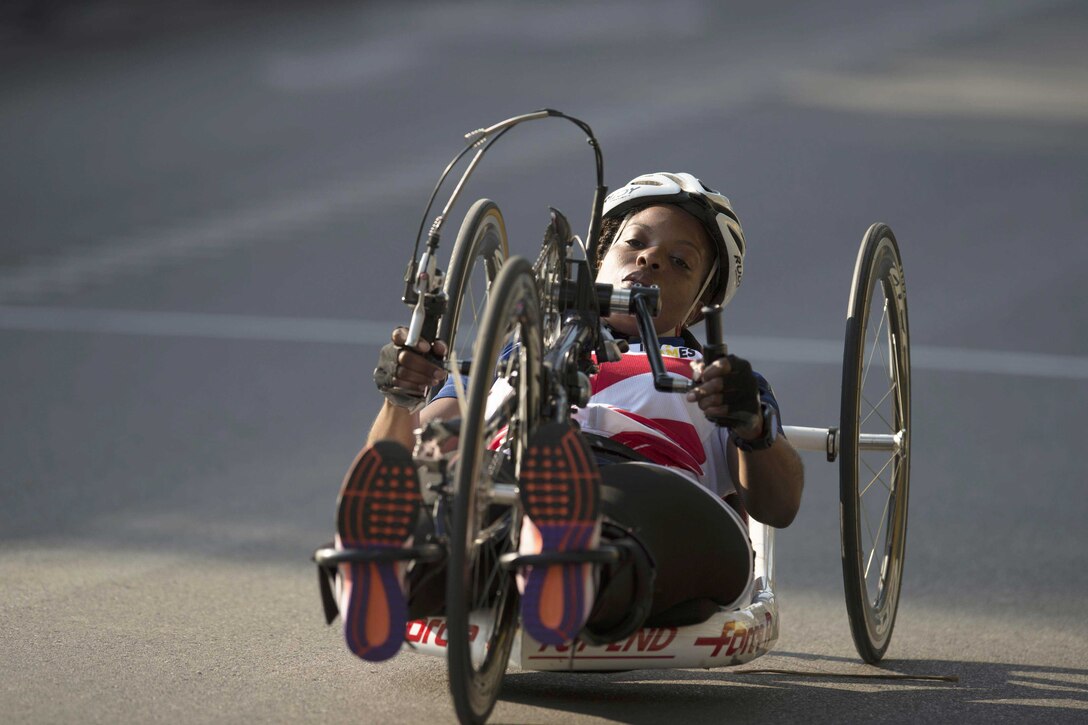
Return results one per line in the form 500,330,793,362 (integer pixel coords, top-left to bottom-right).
520,422,601,645
336,441,419,661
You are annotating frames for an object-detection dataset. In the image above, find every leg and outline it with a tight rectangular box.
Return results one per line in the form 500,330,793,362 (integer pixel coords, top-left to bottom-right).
589,462,753,631
518,421,602,645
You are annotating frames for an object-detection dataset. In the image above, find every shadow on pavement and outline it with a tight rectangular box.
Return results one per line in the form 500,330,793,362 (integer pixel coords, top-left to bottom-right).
498,654,1088,723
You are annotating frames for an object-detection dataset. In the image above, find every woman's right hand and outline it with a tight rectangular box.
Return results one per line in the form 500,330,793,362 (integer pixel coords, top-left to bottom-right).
372,327,448,411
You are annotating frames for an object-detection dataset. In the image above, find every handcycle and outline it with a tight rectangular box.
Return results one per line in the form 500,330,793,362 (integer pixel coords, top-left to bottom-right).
314,110,911,724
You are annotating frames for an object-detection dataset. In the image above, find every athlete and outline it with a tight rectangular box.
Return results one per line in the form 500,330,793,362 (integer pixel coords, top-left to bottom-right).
327,172,804,661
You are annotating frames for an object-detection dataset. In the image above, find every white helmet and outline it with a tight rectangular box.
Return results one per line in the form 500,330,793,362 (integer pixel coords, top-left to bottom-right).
601,172,745,306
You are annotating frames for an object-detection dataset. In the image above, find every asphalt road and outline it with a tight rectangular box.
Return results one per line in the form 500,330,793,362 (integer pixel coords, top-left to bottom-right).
2,1,1087,722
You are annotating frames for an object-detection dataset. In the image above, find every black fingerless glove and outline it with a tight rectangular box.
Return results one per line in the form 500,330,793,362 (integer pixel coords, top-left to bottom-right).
373,342,427,412
708,354,760,430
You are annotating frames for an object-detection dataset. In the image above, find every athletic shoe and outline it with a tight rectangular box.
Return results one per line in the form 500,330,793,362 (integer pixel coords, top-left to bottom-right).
335,441,420,662
517,422,602,645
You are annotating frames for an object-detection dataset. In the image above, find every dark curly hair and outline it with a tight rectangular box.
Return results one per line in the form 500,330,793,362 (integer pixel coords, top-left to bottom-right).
593,208,641,269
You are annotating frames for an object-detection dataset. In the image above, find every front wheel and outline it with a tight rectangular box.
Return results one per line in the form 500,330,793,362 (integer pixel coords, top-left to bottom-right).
840,223,911,664
446,257,543,724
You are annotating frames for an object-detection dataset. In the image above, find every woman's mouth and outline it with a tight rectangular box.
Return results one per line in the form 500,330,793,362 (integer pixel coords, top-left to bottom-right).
622,271,654,287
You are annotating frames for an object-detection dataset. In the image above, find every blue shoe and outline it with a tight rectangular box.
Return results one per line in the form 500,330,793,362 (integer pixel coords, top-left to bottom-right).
517,422,602,646
335,441,420,662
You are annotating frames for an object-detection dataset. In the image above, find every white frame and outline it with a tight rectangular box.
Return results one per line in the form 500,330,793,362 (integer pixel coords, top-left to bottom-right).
400,517,778,671
398,425,907,671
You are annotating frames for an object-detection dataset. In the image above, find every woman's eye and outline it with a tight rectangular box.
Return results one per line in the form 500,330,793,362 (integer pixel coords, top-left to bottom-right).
623,238,645,249
672,256,691,270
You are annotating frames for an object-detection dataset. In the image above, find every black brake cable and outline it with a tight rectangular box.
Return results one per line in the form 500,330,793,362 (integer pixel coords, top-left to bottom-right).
402,127,509,303
402,109,606,303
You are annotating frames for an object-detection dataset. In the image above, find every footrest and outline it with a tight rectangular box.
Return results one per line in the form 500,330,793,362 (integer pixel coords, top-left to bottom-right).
312,543,445,569
498,544,620,571
313,543,443,628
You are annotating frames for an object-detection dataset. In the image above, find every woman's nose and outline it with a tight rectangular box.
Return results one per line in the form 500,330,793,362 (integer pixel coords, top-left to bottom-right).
637,247,662,268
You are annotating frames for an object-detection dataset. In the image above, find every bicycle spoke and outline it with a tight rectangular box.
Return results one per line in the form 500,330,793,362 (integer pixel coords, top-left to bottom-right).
467,277,478,321
860,381,898,428
863,539,877,584
861,454,896,496
475,548,502,612
863,488,894,583
874,296,891,382
860,391,895,430
859,299,889,392
860,496,877,572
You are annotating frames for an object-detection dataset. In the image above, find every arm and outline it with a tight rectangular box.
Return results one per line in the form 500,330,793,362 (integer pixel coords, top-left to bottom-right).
365,401,419,450
726,427,804,528
690,355,805,528
365,328,453,450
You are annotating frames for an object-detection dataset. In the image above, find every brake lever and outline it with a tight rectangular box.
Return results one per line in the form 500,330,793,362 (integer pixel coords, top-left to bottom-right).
404,247,448,368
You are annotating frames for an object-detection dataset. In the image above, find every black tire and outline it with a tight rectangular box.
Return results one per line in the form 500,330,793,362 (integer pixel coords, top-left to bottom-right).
446,257,543,724
840,223,911,664
439,199,509,372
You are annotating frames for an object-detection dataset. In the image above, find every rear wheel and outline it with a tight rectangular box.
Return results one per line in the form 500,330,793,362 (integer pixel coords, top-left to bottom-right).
840,223,911,663
532,209,569,347
446,257,543,724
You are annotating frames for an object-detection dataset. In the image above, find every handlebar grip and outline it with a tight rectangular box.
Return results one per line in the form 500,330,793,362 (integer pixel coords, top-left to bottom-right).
405,292,445,366
419,293,446,366
702,305,728,364
419,311,446,367
419,305,439,346
700,305,758,430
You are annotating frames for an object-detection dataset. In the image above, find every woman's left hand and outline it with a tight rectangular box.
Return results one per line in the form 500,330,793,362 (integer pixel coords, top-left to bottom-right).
688,353,763,439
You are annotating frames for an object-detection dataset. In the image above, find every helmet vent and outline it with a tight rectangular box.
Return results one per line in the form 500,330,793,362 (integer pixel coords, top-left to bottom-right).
631,179,663,186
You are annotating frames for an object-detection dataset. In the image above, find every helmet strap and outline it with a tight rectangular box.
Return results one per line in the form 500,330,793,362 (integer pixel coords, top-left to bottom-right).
679,258,719,333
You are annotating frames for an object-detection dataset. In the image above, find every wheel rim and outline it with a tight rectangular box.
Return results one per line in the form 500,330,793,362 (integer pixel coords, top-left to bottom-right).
841,227,910,662
857,268,907,630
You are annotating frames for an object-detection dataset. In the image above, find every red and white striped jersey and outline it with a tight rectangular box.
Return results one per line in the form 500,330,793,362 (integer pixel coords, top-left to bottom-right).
573,339,736,496
433,336,781,499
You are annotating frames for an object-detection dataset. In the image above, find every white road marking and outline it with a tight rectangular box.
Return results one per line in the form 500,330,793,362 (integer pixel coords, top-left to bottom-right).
0,158,439,303
1009,671,1088,687
261,1,709,92
968,697,1088,710
3,306,1086,381
263,36,422,92
726,334,1088,381
1,1,1066,306
787,61,1088,123
0,306,392,345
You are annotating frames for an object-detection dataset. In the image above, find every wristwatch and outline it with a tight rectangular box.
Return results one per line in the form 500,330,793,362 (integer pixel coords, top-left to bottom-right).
730,401,779,452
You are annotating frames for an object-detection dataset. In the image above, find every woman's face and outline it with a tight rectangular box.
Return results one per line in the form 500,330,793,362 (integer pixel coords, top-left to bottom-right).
595,204,715,337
